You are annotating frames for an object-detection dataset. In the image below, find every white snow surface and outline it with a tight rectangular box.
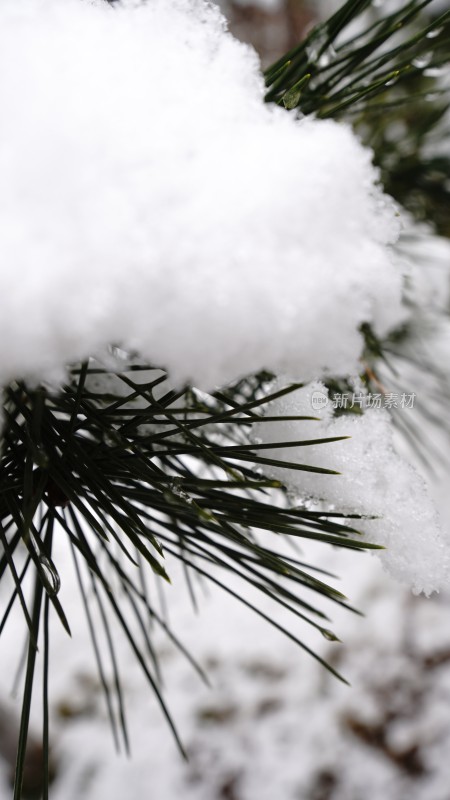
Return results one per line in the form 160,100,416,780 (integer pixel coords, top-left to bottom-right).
3,536,450,800
253,380,450,595
0,0,404,390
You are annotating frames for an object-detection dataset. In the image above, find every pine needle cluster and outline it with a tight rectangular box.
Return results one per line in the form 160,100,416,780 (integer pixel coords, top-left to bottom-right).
1,1,449,796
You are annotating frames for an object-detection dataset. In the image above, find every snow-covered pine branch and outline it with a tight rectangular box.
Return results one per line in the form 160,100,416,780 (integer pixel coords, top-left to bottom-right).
0,0,403,389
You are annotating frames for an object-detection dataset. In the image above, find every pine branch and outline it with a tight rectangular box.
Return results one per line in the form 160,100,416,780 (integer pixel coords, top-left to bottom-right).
2,1,450,794
1,361,377,792
265,0,450,235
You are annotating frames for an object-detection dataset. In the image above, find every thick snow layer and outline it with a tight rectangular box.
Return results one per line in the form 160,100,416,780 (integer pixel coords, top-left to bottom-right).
0,0,404,390
253,381,450,595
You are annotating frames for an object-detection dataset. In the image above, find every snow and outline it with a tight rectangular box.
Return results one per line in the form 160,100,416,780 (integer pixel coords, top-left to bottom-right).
253,380,450,595
3,532,450,800
0,0,405,391
1,0,450,793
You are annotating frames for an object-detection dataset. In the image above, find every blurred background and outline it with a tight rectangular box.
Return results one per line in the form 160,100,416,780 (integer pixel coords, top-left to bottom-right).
1,1,450,798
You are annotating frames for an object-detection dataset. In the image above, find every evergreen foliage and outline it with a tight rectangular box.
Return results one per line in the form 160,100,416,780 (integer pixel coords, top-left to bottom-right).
1,1,449,796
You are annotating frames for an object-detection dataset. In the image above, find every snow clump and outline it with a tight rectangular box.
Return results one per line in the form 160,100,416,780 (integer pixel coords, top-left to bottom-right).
253,380,450,595
0,0,404,390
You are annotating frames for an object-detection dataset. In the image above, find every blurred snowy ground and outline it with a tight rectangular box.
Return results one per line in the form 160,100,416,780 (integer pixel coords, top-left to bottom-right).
2,473,450,800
